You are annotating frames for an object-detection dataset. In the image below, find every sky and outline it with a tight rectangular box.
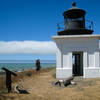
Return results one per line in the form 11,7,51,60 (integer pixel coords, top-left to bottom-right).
0,0,100,60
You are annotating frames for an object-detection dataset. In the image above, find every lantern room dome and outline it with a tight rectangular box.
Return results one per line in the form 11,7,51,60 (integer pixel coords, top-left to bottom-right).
57,2,94,35
63,2,86,18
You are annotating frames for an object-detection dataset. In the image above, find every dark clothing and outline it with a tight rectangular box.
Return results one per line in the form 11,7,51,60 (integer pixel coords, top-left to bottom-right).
36,59,41,71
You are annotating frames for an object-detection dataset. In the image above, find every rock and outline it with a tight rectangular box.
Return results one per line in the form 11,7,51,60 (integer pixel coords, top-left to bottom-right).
71,81,76,85
64,80,71,86
64,76,74,86
14,85,29,94
54,76,75,87
59,80,64,83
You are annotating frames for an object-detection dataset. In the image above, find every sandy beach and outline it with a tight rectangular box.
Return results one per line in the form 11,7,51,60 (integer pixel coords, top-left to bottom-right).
0,68,100,100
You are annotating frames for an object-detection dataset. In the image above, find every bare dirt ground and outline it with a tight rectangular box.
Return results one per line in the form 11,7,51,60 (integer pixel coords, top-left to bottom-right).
1,68,100,100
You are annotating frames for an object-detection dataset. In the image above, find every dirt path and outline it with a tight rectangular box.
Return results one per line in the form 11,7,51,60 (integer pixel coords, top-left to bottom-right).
1,69,100,100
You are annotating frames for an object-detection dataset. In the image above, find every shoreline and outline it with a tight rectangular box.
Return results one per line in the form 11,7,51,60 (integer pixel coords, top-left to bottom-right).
0,67,56,76
0,63,56,72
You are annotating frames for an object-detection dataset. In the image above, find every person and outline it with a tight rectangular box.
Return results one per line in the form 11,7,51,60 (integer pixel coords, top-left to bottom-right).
35,59,41,71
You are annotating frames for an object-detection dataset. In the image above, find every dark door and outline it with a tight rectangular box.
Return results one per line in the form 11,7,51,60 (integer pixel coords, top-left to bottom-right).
73,52,83,76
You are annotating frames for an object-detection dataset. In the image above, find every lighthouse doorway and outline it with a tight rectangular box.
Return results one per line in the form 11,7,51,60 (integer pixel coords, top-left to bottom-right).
72,52,83,76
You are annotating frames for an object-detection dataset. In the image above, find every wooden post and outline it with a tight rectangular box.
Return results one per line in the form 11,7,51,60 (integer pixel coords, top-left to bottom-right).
2,67,17,93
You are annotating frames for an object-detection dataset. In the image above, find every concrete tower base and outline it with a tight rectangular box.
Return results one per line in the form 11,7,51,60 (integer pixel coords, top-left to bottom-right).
53,35,100,79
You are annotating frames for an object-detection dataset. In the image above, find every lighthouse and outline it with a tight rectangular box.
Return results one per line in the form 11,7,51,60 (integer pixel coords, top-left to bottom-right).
53,2,100,79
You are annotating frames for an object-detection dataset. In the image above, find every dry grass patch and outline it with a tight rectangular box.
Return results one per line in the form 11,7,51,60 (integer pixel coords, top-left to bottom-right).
0,68,100,100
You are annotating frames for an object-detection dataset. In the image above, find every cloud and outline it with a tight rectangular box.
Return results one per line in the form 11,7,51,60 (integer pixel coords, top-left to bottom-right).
0,41,57,54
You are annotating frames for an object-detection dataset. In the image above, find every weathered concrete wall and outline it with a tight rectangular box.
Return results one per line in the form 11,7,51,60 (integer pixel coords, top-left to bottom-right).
53,36,100,78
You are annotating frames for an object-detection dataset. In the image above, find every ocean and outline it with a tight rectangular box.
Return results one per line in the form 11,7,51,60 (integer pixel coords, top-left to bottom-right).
0,60,56,72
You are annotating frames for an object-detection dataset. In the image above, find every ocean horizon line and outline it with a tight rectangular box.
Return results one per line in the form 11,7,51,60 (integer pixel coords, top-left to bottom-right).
0,60,56,64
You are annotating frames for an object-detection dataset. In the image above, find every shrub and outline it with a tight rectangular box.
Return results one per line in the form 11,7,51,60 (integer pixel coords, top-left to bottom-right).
25,72,32,77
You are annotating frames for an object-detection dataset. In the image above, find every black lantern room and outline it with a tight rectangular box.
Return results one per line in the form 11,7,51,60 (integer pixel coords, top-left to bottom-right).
58,2,94,35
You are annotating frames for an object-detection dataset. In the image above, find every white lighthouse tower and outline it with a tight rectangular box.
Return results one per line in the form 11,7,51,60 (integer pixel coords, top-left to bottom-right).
53,2,100,79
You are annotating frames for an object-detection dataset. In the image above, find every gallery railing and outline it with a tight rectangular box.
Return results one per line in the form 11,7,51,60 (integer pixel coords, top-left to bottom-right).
57,19,94,32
